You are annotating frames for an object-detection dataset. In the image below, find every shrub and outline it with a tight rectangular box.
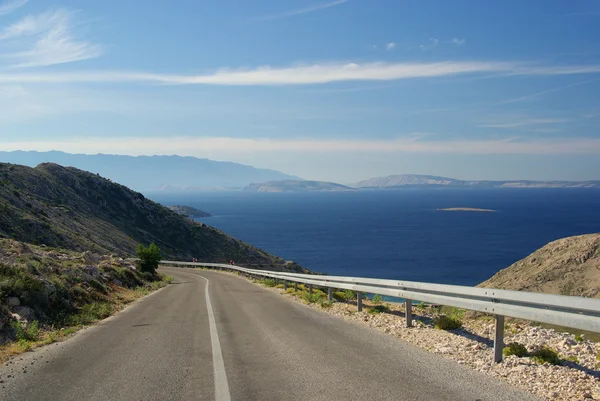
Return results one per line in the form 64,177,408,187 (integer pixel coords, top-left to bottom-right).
434,315,462,330
372,294,382,304
275,283,284,289
301,291,325,304
564,355,579,364
285,288,296,294
12,320,40,342
67,302,113,326
575,334,585,342
332,291,348,301
318,298,332,308
136,243,161,273
263,279,276,287
502,342,528,357
531,346,561,365
368,304,390,315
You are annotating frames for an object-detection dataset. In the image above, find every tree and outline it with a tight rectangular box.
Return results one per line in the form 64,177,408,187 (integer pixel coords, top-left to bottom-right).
137,243,161,273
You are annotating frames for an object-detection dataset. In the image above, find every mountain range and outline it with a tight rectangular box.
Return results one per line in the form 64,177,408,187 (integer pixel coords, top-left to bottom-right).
0,151,298,193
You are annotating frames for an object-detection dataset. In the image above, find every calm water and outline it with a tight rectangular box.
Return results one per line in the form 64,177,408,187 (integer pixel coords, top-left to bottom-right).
150,189,600,286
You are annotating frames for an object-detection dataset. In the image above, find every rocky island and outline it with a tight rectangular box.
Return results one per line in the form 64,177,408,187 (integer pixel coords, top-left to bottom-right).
438,207,496,212
244,180,357,192
167,205,212,218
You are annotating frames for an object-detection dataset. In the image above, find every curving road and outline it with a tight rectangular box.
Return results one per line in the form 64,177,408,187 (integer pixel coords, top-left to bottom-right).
0,267,540,401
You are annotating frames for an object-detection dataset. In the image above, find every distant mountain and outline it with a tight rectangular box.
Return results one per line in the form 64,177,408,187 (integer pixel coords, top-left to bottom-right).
244,180,357,193
0,151,299,192
356,174,600,189
0,162,308,272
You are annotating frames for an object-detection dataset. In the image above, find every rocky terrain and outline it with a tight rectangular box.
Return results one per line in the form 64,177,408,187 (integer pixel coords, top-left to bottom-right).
0,238,169,361
479,233,600,298
166,205,212,218
0,162,307,272
244,179,357,192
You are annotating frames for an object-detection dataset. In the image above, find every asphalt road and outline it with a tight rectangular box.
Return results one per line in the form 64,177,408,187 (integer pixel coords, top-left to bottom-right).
0,267,541,401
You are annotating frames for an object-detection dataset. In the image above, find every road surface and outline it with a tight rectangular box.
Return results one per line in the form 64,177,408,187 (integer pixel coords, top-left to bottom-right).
0,267,540,401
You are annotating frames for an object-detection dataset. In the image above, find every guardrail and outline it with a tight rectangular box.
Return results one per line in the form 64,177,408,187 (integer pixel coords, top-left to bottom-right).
161,260,600,363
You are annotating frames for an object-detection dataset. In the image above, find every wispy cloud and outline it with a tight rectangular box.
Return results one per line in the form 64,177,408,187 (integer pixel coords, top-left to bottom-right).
261,0,348,20
420,37,439,51
2,135,600,155
0,60,599,85
0,0,27,16
385,42,395,51
0,9,102,68
450,38,465,46
479,118,568,128
497,77,600,104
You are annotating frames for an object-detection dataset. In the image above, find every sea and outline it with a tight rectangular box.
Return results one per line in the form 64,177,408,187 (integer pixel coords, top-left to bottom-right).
150,188,600,286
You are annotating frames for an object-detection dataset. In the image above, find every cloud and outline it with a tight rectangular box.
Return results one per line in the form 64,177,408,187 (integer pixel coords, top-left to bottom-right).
385,42,395,51
0,60,598,86
0,9,102,67
479,118,568,128
420,37,439,51
261,0,348,20
450,38,465,46
2,135,600,156
0,0,26,16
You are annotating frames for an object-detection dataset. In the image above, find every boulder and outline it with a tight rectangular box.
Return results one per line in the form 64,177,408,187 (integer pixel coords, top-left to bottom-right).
83,265,101,278
82,251,102,265
13,306,35,320
5,296,20,306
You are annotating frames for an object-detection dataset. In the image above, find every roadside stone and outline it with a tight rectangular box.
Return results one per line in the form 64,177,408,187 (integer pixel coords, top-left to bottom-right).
5,297,20,306
13,306,35,321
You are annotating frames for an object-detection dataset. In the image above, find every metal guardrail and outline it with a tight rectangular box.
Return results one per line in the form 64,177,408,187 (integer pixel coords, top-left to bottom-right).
161,260,600,363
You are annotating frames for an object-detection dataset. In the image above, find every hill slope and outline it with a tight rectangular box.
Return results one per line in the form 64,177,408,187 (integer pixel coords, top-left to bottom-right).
478,233,600,298
244,180,356,192
0,162,306,272
0,151,299,192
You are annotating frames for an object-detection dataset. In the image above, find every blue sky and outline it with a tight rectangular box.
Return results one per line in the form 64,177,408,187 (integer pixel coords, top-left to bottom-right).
0,0,599,182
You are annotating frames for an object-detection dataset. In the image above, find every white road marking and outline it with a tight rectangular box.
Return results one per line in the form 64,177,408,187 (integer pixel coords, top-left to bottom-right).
199,275,232,401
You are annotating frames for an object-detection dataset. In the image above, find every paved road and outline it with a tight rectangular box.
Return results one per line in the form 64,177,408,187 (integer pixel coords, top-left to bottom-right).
1,267,540,401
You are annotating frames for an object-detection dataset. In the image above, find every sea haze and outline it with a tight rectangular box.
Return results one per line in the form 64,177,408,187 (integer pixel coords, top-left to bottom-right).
151,189,600,286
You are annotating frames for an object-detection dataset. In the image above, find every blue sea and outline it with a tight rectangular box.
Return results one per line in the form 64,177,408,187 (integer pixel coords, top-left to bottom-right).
150,189,600,286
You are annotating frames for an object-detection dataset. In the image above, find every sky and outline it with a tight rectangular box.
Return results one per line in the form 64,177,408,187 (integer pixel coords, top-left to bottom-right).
0,0,599,183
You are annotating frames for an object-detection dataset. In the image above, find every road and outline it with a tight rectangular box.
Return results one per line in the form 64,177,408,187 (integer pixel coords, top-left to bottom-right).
0,267,540,401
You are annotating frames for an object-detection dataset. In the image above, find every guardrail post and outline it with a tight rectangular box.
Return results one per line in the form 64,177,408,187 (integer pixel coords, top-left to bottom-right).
309,284,313,294
405,299,413,327
494,315,505,363
283,280,288,290
294,282,298,292
357,292,363,312
275,278,279,286
328,287,333,302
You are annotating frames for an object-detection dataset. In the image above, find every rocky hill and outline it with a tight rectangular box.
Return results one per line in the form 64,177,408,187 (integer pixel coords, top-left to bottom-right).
0,162,306,272
478,233,600,298
166,205,211,218
244,180,356,192
356,174,600,189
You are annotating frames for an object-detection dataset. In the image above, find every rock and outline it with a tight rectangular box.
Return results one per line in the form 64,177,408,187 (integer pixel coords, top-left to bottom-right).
112,279,123,287
5,297,20,306
83,265,101,278
13,306,35,320
82,251,102,264
16,242,33,255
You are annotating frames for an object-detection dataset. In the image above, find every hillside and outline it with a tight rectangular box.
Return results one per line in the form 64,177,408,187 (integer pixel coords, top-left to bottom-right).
478,233,600,298
356,174,600,188
244,180,357,192
0,162,307,272
167,205,212,218
0,151,299,192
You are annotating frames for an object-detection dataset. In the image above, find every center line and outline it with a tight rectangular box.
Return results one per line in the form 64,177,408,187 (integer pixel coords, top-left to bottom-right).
199,275,232,401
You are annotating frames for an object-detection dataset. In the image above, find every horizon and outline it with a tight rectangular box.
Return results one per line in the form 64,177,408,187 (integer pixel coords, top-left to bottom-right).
1,1,600,181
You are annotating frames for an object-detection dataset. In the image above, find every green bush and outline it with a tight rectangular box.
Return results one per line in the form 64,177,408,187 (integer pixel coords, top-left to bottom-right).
263,279,276,287
285,287,296,294
136,243,161,273
368,304,390,315
67,302,113,326
502,342,528,357
531,346,561,365
332,291,348,301
434,315,462,330
12,320,40,342
275,283,284,289
575,334,585,342
301,291,325,304
372,294,382,304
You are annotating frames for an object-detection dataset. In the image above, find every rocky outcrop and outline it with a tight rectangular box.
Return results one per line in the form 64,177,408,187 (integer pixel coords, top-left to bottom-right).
479,233,600,298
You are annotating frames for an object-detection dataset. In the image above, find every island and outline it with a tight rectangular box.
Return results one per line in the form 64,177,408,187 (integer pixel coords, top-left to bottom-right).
437,207,496,212
243,180,357,193
167,205,212,218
